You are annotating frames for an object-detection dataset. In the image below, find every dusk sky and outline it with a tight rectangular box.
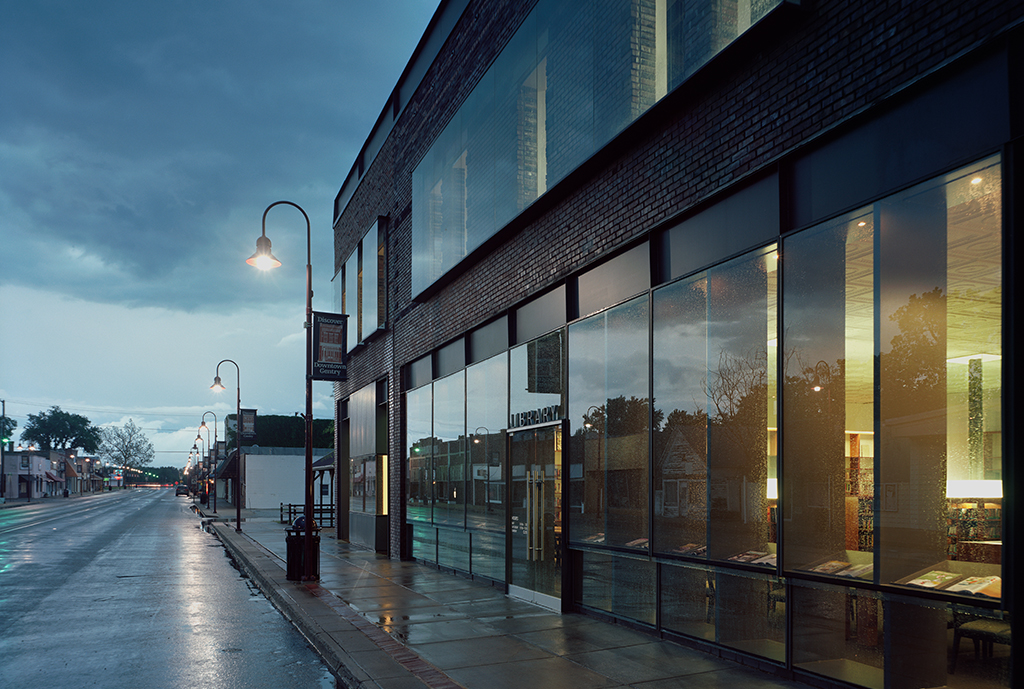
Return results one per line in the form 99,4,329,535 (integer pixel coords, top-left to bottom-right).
1,0,439,465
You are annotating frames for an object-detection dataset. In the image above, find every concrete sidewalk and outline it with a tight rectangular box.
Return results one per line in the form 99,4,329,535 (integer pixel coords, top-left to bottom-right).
201,505,806,689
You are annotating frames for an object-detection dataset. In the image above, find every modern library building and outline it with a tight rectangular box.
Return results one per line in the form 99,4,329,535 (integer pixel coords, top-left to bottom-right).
330,1,1020,686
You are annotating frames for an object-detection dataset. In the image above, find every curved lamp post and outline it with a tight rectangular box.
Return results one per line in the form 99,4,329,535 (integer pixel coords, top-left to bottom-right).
212,359,242,532
200,412,217,513
248,200,317,581
584,405,604,513
191,445,199,503
194,442,203,495
195,431,208,506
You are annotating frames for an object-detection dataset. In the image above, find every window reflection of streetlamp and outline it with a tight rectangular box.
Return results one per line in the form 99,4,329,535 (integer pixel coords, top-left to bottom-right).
812,360,831,392
474,427,490,512
812,360,833,424
584,405,603,512
247,200,318,581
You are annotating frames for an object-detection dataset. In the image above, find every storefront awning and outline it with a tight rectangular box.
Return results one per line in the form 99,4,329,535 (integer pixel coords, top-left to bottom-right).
45,471,64,482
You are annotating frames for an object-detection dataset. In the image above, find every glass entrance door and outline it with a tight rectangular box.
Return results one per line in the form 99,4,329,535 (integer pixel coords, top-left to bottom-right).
508,425,562,610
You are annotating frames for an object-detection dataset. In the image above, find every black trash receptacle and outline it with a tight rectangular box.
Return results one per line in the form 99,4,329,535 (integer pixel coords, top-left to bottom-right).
285,518,320,581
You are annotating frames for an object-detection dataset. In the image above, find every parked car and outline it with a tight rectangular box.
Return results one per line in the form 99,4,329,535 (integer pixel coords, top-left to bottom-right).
175,485,190,496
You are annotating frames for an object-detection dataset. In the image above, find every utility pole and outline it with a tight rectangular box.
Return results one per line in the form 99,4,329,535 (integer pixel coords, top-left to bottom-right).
1,399,6,501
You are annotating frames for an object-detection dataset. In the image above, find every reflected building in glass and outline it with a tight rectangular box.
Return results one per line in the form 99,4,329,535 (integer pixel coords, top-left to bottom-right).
331,1,1019,687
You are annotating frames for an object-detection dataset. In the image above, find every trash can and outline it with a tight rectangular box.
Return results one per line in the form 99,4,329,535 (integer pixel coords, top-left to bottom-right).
285,517,320,581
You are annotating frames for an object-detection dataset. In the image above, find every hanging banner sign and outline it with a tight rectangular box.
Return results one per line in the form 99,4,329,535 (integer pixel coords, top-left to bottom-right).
240,409,258,442
312,311,348,381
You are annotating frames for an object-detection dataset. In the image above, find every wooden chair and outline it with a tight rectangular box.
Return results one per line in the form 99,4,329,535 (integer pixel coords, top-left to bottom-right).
949,608,1011,673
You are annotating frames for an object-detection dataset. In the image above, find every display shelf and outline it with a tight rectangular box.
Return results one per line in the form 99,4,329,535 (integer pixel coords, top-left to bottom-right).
947,500,1001,561
799,550,873,580
894,560,1002,599
845,434,874,551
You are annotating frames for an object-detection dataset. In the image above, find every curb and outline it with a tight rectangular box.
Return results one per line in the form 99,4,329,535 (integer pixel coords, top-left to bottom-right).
212,523,372,688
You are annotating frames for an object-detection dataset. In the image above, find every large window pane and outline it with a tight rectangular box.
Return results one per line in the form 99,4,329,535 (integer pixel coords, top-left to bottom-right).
412,522,437,564
653,274,708,556
576,551,655,625
661,561,716,642
406,386,433,523
705,247,777,563
471,531,506,582
780,157,1003,601
510,329,565,418
878,158,1002,589
438,528,471,574
345,251,358,351
362,221,378,336
433,372,466,527
568,295,649,549
792,580,884,687
467,353,508,537
715,568,785,662
782,209,875,573
412,0,784,295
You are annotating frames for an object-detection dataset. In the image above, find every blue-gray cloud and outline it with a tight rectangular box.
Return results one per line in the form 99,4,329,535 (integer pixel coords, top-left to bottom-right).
1,0,437,312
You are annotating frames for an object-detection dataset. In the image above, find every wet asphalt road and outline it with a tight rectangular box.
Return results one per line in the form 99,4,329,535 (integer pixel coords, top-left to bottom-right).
0,489,336,688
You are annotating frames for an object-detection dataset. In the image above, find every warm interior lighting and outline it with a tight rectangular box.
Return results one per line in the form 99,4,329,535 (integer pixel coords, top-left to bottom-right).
946,479,1002,499
246,234,281,270
971,177,983,185
946,353,1001,364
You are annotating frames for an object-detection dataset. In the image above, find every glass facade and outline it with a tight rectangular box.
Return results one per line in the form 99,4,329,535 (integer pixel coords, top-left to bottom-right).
412,0,785,295
652,246,778,565
337,219,385,351
404,155,1007,687
568,295,650,550
405,352,515,583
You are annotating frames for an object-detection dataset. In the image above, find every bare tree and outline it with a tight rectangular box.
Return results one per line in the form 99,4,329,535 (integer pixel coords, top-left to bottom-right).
99,419,154,482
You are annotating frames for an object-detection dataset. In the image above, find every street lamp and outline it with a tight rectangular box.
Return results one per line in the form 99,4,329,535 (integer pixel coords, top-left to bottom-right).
200,412,217,513
194,434,206,505
584,405,604,513
247,200,317,581
194,445,204,503
212,359,242,532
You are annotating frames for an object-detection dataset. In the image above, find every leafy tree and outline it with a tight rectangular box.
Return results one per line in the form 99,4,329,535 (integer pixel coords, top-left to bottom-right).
1,415,16,445
99,419,154,478
21,406,101,453
881,286,946,415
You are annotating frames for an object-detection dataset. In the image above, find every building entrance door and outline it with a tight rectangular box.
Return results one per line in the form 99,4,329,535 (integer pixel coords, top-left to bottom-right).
508,424,563,611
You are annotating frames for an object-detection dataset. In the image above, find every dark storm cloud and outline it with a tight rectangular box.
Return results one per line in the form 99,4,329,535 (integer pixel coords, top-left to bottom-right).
0,0,436,312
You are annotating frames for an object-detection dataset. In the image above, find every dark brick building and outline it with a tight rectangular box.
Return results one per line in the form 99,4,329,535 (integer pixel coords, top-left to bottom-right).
331,1,1020,686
